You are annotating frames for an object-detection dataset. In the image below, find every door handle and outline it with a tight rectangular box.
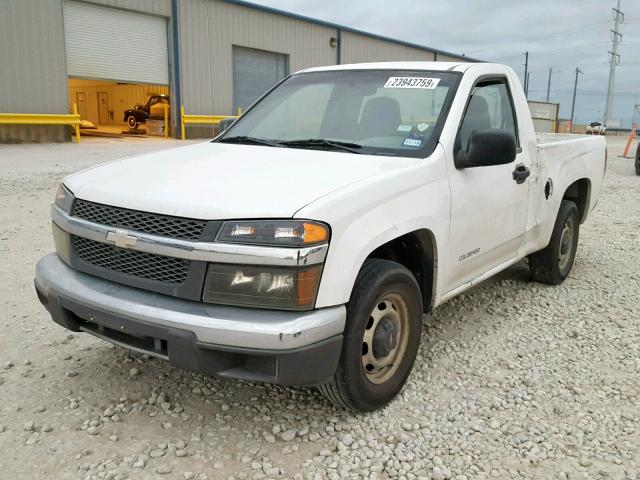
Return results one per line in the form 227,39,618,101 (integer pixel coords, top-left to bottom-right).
512,163,530,184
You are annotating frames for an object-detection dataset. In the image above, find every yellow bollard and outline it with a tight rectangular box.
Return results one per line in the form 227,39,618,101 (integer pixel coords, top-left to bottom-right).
180,105,186,140
72,102,80,143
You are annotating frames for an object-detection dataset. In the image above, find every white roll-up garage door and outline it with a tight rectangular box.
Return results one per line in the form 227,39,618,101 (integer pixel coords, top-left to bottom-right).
63,1,169,85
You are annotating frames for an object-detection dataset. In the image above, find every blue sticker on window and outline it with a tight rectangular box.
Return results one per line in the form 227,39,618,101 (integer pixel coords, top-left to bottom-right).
403,137,423,148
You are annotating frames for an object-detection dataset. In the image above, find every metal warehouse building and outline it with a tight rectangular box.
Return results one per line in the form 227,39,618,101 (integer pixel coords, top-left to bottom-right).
0,0,474,142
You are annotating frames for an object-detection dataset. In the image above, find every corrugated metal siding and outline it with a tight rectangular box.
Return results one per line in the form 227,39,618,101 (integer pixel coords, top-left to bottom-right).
0,0,68,114
81,0,171,17
179,0,337,115
341,31,435,64
435,53,467,62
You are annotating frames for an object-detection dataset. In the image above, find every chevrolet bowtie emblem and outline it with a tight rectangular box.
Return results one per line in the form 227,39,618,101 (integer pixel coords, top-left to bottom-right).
106,229,138,249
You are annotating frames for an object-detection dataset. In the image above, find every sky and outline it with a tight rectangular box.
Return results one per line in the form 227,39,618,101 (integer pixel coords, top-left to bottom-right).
253,0,640,128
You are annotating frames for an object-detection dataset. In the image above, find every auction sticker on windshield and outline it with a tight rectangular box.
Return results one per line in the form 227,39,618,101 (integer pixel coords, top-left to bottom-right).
384,77,440,89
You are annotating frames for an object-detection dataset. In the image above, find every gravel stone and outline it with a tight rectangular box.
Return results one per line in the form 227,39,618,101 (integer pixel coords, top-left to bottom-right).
149,449,165,458
155,464,172,475
340,433,354,446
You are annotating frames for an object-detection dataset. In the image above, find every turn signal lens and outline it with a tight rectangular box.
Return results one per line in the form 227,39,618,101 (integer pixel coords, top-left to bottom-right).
302,222,329,244
54,184,75,213
217,220,329,247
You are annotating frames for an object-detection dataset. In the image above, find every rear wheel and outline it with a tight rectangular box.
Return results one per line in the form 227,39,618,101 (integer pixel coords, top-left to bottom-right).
529,200,580,285
319,259,422,411
635,143,639,176
127,115,138,130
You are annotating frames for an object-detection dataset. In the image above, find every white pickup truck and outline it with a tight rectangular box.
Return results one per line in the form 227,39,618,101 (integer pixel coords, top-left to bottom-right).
35,62,606,411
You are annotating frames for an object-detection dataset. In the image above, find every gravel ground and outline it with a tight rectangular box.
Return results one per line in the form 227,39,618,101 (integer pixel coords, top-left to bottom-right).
0,136,638,480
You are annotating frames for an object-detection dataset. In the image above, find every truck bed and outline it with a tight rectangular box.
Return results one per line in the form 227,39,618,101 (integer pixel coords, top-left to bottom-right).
536,132,596,145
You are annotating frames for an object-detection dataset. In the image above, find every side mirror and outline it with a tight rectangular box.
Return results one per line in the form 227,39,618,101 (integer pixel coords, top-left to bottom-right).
454,129,516,169
219,118,236,133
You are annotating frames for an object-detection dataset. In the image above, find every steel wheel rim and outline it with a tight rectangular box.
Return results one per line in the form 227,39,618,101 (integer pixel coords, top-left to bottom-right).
127,116,137,129
558,218,575,271
361,292,409,385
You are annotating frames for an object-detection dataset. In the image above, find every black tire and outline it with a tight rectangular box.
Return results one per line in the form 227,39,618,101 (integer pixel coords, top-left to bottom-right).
635,143,639,176
318,259,422,411
529,200,580,285
127,115,138,130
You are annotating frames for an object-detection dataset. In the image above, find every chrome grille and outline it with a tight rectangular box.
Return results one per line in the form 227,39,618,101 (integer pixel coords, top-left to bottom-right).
73,236,189,284
72,199,206,240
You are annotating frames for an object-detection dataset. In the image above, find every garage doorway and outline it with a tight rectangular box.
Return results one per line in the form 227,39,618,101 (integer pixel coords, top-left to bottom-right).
62,1,171,137
232,46,289,115
67,79,169,132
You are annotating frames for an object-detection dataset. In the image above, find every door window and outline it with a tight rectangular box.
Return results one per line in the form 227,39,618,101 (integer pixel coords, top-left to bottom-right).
458,79,518,153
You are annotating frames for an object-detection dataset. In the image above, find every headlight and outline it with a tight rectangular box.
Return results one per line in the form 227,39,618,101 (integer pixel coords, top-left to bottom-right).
216,220,329,247
202,264,322,310
54,184,74,213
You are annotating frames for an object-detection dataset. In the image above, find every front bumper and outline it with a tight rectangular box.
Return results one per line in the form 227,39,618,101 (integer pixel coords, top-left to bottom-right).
35,254,345,385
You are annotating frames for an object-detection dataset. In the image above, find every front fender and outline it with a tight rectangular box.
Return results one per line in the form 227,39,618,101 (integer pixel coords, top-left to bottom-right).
296,146,451,309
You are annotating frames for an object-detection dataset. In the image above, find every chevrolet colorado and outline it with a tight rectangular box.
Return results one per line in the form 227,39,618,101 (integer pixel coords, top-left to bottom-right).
35,62,606,411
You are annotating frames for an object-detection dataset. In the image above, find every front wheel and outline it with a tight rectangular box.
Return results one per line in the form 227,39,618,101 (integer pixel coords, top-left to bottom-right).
529,200,580,285
318,259,422,411
126,115,139,130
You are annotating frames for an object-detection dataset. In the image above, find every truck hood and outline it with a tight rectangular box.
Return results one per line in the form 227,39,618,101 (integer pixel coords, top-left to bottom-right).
64,142,415,219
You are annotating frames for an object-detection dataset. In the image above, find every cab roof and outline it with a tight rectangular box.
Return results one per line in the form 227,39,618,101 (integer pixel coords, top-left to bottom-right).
297,62,488,75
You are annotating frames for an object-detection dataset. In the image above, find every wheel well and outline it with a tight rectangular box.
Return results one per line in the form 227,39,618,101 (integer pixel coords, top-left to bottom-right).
562,178,591,223
366,229,436,313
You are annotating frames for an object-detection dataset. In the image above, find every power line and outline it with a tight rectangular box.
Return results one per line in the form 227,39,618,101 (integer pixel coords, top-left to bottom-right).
464,21,611,54
487,42,611,61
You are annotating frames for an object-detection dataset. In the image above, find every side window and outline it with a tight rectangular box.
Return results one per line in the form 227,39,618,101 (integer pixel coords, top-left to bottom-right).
458,79,518,152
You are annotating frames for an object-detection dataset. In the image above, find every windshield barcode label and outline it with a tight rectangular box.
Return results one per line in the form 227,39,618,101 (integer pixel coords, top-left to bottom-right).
384,77,440,89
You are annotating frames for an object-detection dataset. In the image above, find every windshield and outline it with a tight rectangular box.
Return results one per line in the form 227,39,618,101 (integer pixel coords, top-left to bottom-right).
218,69,460,158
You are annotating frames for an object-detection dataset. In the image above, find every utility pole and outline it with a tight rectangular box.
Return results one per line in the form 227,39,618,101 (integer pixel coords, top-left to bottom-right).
526,73,530,99
632,101,640,127
570,67,582,133
604,0,624,126
522,51,529,96
546,67,552,102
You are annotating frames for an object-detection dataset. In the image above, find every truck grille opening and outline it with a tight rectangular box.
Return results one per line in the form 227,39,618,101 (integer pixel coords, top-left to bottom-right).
78,319,169,359
73,236,190,284
72,199,207,240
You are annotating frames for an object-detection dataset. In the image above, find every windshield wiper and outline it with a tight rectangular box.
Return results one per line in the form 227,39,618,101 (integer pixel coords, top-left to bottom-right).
218,136,283,147
279,138,363,154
